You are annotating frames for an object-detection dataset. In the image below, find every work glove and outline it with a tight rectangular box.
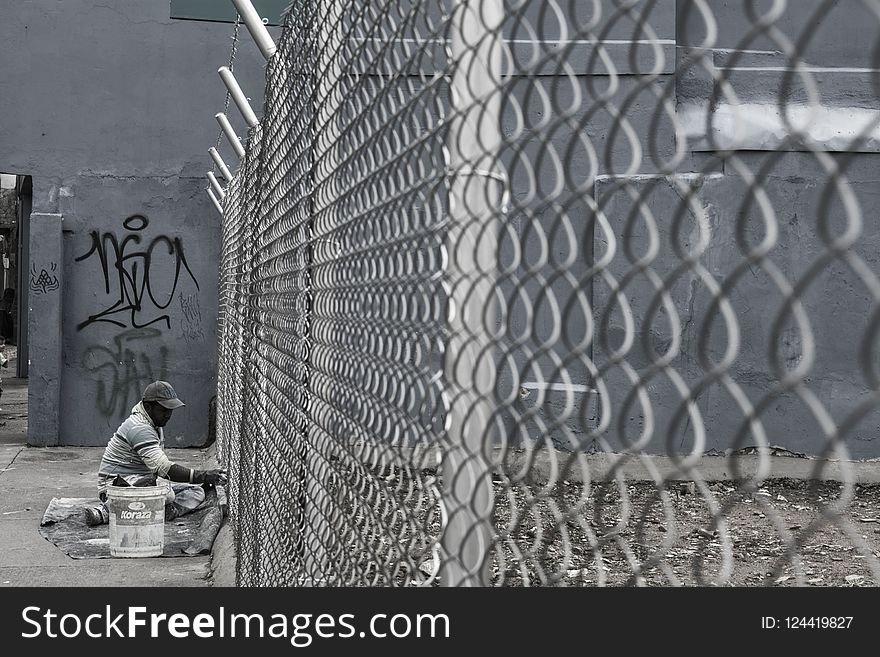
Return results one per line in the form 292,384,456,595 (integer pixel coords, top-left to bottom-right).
195,468,227,487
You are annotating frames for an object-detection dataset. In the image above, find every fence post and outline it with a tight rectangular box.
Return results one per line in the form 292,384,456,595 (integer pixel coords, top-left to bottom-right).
441,0,505,587
231,0,277,61
207,187,224,214
209,147,234,182
296,0,348,585
219,66,260,128
216,112,246,159
208,171,226,199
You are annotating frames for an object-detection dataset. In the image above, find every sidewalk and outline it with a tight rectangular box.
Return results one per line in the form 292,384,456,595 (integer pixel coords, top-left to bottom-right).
0,352,226,587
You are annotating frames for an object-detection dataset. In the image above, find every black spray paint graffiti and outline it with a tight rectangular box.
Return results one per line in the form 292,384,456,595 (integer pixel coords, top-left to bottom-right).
30,262,60,294
82,327,169,418
179,292,205,343
75,214,199,331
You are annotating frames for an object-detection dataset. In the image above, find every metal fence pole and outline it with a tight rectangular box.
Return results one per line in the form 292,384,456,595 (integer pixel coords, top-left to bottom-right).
440,0,504,587
219,66,260,128
299,0,347,585
207,171,226,199
207,188,224,214
231,0,278,61
209,147,234,182
216,112,246,159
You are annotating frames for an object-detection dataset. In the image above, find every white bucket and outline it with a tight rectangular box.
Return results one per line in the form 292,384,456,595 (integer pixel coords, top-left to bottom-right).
107,485,166,557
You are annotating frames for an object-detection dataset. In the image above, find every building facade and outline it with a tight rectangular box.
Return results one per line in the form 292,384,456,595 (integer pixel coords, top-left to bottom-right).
0,1,274,446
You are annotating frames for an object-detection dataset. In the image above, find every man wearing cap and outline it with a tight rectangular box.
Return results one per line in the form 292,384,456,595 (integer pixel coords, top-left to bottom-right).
84,380,226,526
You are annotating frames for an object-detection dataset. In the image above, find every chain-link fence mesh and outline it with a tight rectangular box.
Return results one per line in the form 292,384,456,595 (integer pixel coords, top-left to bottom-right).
215,0,880,586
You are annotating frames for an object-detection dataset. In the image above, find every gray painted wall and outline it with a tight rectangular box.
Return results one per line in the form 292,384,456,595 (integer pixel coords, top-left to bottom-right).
498,0,880,458
0,1,278,445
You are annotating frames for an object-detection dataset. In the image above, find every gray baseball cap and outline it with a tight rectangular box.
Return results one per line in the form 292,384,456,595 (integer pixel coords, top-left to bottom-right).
142,380,186,409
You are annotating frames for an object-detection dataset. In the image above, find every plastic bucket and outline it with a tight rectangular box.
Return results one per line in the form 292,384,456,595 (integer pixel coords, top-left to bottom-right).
107,485,166,557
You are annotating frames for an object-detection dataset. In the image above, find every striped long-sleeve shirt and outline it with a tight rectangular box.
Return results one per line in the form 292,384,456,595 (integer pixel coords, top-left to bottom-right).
98,402,174,480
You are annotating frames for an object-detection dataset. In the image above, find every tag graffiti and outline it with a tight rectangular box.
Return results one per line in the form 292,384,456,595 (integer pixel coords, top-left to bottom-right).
75,214,199,331
82,327,169,418
30,262,60,294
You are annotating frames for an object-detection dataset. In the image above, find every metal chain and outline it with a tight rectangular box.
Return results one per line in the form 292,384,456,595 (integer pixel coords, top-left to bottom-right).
211,14,243,183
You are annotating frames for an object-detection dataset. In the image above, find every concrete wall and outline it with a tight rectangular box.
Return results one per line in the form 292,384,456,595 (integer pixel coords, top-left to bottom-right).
27,213,62,445
591,0,880,458
0,1,278,445
494,0,880,458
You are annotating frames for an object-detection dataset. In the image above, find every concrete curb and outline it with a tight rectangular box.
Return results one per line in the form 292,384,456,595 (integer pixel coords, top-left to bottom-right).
202,442,236,586
207,522,237,587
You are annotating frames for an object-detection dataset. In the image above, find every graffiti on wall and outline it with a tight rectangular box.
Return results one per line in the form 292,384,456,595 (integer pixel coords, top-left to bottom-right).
82,327,169,418
179,292,205,343
30,262,60,294
75,214,200,331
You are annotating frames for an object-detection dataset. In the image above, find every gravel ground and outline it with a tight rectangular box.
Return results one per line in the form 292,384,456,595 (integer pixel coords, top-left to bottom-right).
489,477,880,587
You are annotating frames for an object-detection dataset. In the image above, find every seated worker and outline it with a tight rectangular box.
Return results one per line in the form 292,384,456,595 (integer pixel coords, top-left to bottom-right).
84,380,226,526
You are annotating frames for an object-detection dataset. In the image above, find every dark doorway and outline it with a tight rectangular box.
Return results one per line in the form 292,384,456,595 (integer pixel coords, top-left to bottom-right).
15,175,31,378
0,174,30,378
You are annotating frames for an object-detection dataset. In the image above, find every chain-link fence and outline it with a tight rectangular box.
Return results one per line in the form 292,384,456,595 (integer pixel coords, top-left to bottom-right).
214,0,880,586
